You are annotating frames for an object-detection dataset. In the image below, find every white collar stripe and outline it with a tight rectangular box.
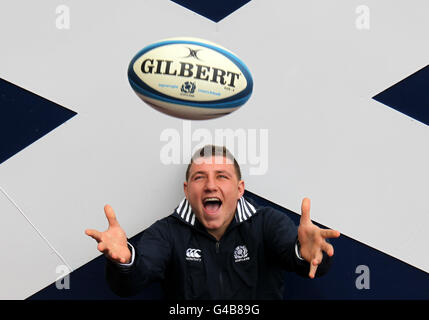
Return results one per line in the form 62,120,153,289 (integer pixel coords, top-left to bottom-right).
185,206,192,223
181,200,189,219
243,198,254,217
177,198,186,214
237,201,244,222
176,199,183,215
175,198,196,226
241,198,251,220
245,199,257,214
238,198,247,221
175,203,181,215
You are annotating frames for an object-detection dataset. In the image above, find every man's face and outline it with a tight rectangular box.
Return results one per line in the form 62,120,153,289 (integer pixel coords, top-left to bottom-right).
184,155,244,240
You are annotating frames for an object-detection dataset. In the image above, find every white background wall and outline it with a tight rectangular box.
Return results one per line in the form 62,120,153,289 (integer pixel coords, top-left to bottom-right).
0,0,427,298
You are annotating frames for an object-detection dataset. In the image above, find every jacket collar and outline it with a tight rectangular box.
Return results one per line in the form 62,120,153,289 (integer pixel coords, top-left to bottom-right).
174,196,257,226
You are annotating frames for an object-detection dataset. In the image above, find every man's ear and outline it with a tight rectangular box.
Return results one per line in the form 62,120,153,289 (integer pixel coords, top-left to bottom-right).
183,181,188,199
238,180,245,199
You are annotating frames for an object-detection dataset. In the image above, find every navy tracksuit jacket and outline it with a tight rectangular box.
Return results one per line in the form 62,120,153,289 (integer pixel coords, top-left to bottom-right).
106,196,332,299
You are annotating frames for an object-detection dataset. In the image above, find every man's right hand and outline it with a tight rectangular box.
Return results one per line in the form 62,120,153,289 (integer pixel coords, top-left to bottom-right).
85,204,132,264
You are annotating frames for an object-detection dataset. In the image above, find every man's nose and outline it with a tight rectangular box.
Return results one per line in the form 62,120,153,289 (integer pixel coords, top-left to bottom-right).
204,175,218,191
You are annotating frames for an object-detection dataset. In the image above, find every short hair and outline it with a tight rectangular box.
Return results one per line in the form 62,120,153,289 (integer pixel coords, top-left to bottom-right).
186,145,242,181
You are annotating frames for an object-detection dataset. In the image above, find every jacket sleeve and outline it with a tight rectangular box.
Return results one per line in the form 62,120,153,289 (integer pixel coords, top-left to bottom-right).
105,218,172,297
263,207,332,278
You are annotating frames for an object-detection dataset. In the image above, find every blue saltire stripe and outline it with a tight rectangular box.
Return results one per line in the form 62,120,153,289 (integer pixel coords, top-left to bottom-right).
373,65,429,126
170,0,252,23
0,78,77,165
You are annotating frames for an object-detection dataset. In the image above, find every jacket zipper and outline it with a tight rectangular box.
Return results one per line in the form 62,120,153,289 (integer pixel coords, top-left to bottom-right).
216,241,223,297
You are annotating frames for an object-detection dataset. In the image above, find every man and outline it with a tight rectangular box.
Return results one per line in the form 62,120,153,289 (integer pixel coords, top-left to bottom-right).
85,145,340,299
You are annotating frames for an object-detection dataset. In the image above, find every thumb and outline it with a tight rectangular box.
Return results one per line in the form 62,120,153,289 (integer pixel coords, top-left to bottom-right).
104,204,119,228
300,197,311,224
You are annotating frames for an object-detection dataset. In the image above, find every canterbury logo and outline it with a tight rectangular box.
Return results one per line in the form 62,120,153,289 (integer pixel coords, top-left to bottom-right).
186,248,202,262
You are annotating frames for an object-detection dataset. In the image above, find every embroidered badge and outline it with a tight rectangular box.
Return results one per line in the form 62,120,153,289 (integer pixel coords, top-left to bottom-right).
186,248,202,262
234,245,250,262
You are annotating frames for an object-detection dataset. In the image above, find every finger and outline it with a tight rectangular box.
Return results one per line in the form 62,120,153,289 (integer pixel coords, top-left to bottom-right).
85,229,102,242
309,260,318,279
108,254,125,264
321,242,334,257
108,251,125,264
300,197,311,223
321,229,341,239
97,242,107,253
104,204,119,228
110,252,118,261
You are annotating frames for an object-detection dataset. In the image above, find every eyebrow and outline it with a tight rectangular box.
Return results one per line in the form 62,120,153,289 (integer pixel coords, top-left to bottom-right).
190,170,232,179
215,170,232,177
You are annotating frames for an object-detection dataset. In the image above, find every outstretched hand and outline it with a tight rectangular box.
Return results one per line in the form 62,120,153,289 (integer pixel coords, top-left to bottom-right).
85,205,131,264
298,198,340,279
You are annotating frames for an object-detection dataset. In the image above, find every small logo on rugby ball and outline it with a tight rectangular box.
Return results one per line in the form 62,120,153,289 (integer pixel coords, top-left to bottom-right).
128,37,253,120
181,81,196,95
184,47,203,61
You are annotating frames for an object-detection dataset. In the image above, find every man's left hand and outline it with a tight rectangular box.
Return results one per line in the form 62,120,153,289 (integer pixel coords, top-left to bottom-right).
298,197,340,279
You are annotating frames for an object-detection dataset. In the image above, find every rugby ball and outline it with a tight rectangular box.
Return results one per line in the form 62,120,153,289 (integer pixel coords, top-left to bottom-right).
127,37,253,120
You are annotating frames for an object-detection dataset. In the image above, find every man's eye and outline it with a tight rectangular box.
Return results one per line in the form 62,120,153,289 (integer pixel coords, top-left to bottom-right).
194,176,203,180
218,175,228,179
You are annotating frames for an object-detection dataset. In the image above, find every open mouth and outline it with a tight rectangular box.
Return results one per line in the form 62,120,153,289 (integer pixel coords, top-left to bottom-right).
203,197,222,215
